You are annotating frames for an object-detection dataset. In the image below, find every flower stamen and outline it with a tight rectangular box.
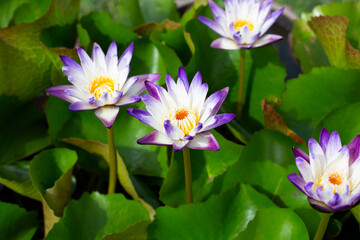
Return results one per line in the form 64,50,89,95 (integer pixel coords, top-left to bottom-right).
234,20,254,31
89,76,115,100
169,107,199,136
328,172,343,185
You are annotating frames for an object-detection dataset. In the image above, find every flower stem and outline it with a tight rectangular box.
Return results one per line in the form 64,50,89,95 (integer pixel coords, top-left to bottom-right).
236,48,246,119
314,213,331,240
183,148,193,204
107,126,117,194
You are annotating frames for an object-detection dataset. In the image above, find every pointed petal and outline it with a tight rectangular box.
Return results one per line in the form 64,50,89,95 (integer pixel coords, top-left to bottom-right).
164,120,184,140
92,43,107,74
46,85,79,103
326,130,342,163
319,128,330,153
198,16,226,37
145,81,160,101
127,108,162,130
287,173,307,195
295,157,312,182
115,95,140,106
201,113,235,132
349,135,360,164
77,47,95,80
69,101,97,111
183,123,203,140
94,105,120,128
123,74,161,96
105,41,118,71
304,182,316,198
137,130,172,146
201,87,229,120
252,34,282,48
173,140,189,152
186,131,220,151
292,147,310,163
118,42,133,69
178,66,189,92
260,7,284,34
308,138,326,180
308,198,334,213
210,38,241,50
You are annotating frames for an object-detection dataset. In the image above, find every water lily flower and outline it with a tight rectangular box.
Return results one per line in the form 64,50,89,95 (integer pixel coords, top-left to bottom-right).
127,67,235,151
288,128,360,212
198,0,284,49
46,42,160,128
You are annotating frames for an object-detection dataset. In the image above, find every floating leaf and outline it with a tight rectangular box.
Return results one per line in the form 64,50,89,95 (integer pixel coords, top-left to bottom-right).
234,207,309,240
149,184,275,240
0,0,80,101
209,130,321,237
46,192,149,240
80,11,138,47
0,201,38,240
279,67,360,140
204,131,244,177
61,137,155,219
29,148,77,235
0,96,51,165
101,220,150,240
313,102,360,145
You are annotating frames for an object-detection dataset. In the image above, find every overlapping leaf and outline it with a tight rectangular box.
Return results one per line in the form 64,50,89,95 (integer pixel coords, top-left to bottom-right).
279,67,360,140
46,192,149,239
293,1,360,73
208,130,321,238
150,184,308,240
0,0,80,101
0,201,38,240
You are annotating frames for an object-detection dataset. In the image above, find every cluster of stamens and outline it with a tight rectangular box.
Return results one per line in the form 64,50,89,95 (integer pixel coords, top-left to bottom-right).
169,107,199,136
89,76,115,100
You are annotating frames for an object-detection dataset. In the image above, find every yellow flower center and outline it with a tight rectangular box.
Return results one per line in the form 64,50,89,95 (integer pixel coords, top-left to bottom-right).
89,76,115,100
234,20,254,31
328,172,343,185
169,107,199,136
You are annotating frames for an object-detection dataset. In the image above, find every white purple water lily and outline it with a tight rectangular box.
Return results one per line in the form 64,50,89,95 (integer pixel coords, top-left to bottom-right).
46,42,160,128
288,128,360,212
127,67,235,151
198,0,284,50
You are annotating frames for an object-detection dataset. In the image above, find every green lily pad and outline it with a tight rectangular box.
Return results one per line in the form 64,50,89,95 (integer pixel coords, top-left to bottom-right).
46,192,149,240
209,130,321,238
0,0,80,101
29,148,77,217
0,201,38,240
234,207,309,240
313,102,360,144
0,96,51,165
149,184,275,240
279,67,360,140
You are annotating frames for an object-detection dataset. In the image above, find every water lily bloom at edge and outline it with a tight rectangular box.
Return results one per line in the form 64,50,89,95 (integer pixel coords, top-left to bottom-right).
128,67,235,151
198,0,284,50
288,128,360,212
46,42,160,128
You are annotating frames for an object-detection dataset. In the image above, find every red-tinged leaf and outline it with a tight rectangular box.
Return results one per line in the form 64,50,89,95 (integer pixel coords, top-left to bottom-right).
262,99,306,146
